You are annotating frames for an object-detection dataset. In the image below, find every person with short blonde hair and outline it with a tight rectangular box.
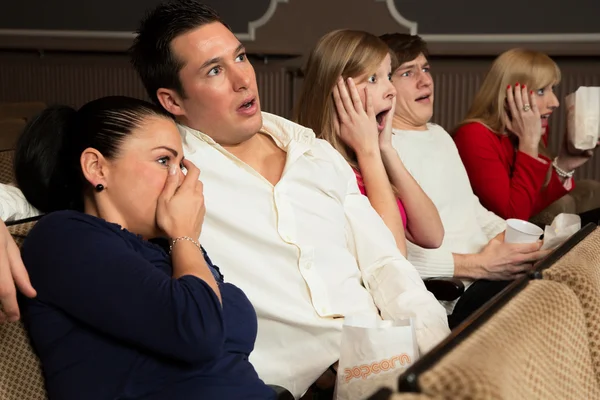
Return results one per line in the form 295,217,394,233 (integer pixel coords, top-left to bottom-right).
454,48,597,221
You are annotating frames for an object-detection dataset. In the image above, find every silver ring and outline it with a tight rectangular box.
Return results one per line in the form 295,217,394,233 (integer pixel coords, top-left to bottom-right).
522,104,531,112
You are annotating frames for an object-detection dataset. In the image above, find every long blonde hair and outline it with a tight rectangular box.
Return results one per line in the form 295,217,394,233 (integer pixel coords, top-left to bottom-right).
294,29,392,170
458,48,561,136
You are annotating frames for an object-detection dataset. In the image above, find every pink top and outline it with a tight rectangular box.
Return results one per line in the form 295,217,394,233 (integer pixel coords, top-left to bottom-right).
354,169,408,229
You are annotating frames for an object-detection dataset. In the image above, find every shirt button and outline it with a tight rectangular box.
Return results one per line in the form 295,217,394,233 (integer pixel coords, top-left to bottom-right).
304,261,312,269
283,235,292,242
321,308,328,315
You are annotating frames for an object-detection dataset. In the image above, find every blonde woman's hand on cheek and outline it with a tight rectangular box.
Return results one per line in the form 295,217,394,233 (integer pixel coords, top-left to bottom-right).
157,159,205,241
378,96,396,152
333,77,380,157
504,83,543,158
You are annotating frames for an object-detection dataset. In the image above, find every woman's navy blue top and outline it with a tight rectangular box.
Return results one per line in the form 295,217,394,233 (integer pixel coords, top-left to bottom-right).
19,211,276,400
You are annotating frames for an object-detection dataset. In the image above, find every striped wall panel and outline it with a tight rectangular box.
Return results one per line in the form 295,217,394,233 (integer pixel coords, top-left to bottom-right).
0,52,296,118
0,53,147,107
1,51,599,180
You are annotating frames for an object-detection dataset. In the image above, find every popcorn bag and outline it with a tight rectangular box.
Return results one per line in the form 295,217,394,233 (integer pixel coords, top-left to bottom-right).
335,316,419,400
566,87,600,151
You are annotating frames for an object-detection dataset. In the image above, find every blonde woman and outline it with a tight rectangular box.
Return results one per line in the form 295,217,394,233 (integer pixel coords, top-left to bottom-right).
454,48,597,221
295,29,443,256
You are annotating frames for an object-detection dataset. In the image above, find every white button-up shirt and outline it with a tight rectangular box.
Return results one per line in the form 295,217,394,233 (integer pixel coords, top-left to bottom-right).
179,113,449,397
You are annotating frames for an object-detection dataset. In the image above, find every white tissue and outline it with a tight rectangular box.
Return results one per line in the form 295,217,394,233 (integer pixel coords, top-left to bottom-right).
541,213,581,250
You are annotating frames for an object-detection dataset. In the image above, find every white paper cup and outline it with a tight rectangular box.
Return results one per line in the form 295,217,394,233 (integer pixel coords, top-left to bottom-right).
504,219,544,244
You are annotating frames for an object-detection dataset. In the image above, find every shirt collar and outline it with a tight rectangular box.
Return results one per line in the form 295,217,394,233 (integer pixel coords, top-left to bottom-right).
177,112,316,156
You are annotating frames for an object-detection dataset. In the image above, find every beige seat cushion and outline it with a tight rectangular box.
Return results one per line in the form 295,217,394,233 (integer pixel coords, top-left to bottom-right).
417,280,600,399
571,179,600,214
0,219,47,400
7,220,38,249
0,320,47,400
0,150,15,184
530,180,600,227
542,227,600,381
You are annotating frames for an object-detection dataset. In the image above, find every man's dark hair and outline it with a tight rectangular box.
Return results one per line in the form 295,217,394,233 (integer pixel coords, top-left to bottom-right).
379,33,429,71
130,0,228,106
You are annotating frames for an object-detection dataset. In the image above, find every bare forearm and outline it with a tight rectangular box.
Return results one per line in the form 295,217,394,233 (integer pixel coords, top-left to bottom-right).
356,150,407,256
381,147,444,248
452,253,483,280
171,240,221,303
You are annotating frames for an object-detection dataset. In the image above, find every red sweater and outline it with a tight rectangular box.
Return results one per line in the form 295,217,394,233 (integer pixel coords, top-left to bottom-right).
453,122,573,221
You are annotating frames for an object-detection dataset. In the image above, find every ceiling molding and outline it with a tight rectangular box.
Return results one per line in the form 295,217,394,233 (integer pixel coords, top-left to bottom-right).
380,0,417,34
422,33,600,43
235,0,289,41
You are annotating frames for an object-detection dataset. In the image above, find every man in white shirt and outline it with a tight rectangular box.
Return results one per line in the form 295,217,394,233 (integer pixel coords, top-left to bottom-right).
0,3,449,397
379,33,549,327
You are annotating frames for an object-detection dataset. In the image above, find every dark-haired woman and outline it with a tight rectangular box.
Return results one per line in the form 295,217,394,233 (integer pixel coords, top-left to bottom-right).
16,96,275,400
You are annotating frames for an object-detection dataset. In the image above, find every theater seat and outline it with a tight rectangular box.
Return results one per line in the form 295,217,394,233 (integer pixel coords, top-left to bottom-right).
402,279,600,399
423,277,464,302
0,150,15,184
0,218,45,400
541,226,600,381
0,318,47,400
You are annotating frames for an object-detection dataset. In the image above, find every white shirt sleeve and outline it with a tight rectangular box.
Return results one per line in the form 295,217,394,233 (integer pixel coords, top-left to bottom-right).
402,196,504,281
333,149,450,354
473,195,506,241
0,183,41,221
405,240,456,279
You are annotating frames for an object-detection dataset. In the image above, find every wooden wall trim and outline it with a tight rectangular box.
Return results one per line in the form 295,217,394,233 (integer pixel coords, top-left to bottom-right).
2,33,600,57
2,0,600,56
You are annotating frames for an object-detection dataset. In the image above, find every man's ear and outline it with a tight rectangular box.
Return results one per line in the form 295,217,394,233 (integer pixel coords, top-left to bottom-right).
157,88,186,117
80,148,109,188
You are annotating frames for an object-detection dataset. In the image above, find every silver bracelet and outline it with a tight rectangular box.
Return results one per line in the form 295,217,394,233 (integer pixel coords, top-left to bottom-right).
169,236,201,254
552,157,575,179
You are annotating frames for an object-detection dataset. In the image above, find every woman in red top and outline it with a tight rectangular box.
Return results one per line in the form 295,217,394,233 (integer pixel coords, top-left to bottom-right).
295,30,444,256
454,48,597,221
